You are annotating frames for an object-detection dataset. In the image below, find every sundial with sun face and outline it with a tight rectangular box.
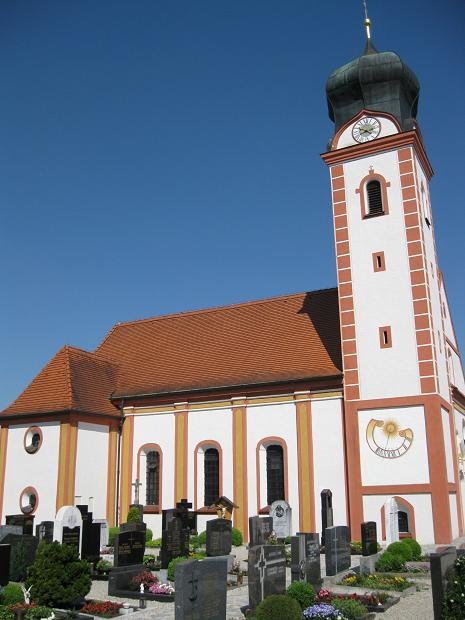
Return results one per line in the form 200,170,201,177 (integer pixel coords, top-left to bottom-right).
366,418,414,459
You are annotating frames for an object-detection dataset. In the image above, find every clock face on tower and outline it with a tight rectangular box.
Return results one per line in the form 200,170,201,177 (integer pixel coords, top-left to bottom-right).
352,117,381,143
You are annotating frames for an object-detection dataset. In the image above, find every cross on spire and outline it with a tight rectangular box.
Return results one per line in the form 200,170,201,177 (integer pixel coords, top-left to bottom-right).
362,0,372,40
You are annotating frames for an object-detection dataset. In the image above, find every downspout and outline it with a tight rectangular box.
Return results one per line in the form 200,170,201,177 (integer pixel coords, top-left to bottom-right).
115,399,125,526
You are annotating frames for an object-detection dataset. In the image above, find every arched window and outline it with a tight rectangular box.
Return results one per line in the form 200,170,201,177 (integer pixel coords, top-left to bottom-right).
146,450,160,506
266,444,285,505
366,180,383,215
204,448,219,507
398,509,409,533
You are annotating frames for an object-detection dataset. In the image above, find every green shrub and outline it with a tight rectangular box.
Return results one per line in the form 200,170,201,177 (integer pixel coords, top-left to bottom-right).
0,583,23,605
145,528,153,542
255,594,301,620
26,542,92,608
400,537,422,561
168,556,190,582
231,527,243,547
375,551,406,572
286,581,315,610
197,530,207,545
0,607,15,620
284,536,292,545
145,538,161,548
126,507,142,523
108,527,120,546
24,606,54,620
96,559,112,571
386,541,413,561
350,540,363,554
332,597,368,619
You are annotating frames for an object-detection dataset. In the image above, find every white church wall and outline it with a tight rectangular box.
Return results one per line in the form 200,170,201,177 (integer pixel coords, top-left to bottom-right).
335,115,398,150
344,152,420,400
311,397,347,530
363,493,434,544
450,348,465,394
246,402,299,534
186,406,233,510
449,494,459,540
441,408,455,484
3,422,60,523
358,406,429,486
414,158,449,401
74,422,109,518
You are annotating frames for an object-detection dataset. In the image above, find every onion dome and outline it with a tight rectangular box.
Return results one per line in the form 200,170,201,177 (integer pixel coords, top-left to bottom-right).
326,39,420,132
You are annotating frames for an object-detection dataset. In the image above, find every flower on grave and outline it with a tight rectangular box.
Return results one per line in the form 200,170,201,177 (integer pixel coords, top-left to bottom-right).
267,531,279,545
131,570,159,589
316,588,332,602
148,582,175,595
302,603,346,619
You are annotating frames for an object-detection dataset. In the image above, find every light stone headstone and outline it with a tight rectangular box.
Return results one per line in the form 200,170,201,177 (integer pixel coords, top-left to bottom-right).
384,498,399,545
94,519,109,548
270,500,292,539
53,505,83,556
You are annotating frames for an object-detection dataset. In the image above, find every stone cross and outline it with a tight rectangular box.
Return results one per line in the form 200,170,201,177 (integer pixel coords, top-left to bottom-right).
132,479,142,505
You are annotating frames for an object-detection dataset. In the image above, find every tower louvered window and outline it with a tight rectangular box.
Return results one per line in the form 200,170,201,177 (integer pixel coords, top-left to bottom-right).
204,448,219,506
266,444,285,505
146,450,160,506
366,180,383,215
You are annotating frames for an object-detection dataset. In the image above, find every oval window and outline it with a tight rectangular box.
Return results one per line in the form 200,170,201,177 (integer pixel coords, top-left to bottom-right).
24,427,43,454
20,487,38,515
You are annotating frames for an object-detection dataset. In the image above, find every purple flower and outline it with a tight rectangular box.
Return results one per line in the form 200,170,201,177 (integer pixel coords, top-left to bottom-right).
303,604,344,619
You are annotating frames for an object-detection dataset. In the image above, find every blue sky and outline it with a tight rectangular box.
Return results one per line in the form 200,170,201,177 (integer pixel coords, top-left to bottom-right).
1,0,464,409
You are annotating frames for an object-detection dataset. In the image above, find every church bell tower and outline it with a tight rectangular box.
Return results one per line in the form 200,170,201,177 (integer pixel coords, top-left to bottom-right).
321,15,464,543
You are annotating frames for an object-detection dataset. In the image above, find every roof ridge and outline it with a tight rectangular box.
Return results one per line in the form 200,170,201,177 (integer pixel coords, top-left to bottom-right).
95,287,337,352
65,344,119,367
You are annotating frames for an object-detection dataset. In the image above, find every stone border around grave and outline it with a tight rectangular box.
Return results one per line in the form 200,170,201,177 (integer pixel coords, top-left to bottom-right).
107,591,175,603
323,582,417,598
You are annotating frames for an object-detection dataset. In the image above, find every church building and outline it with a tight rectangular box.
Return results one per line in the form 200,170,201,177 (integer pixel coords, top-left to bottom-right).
1,21,464,545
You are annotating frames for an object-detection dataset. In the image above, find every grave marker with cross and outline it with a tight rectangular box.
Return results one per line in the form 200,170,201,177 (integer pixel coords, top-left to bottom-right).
248,544,286,611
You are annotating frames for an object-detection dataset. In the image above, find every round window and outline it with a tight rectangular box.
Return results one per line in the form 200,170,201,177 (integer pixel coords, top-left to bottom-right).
24,427,43,454
20,487,38,515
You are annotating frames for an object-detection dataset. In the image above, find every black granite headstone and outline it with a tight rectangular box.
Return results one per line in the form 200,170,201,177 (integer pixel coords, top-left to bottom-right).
248,545,286,611
325,525,351,576
206,518,232,557
62,526,81,554
160,516,189,569
114,528,145,567
5,514,35,536
430,546,457,620
76,505,100,562
1,534,38,582
35,521,54,544
174,499,197,533
108,563,146,596
321,490,333,545
291,532,321,585
175,556,228,620
361,521,378,556
162,509,175,531
0,544,10,586
248,516,273,547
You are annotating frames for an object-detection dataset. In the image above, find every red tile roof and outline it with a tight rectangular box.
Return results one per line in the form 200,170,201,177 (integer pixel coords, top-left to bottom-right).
95,289,342,398
3,346,119,416
3,289,342,415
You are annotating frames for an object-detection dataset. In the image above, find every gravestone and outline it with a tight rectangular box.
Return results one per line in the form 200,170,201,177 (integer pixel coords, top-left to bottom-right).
114,528,145,567
108,563,146,596
248,544,286,611
94,519,109,547
384,497,399,545
53,505,83,556
325,525,351,576
175,556,228,620
0,545,11,586
0,525,22,541
291,532,321,585
361,521,377,556
248,516,273,547
5,514,35,536
160,516,189,569
430,546,457,620
270,500,292,539
36,521,54,544
206,518,232,557
162,509,175,531
175,498,197,533
0,534,38,581
76,505,101,562
321,490,333,545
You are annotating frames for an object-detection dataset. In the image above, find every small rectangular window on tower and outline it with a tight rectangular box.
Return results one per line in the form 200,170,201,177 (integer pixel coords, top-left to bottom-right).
379,326,392,349
372,251,386,272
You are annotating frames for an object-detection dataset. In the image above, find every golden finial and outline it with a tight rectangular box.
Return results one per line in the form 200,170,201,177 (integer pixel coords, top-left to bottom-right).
362,0,372,40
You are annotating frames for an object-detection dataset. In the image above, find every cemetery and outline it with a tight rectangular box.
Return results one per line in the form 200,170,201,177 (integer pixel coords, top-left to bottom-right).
1,493,465,619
